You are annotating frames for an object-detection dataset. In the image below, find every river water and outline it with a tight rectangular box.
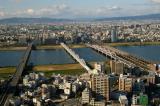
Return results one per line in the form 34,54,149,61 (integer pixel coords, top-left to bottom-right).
116,45,160,62
0,48,107,67
0,45,160,67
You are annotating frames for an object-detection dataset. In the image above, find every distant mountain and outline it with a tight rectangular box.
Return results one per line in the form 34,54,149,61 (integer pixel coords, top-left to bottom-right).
95,13,160,21
0,17,73,24
0,13,160,24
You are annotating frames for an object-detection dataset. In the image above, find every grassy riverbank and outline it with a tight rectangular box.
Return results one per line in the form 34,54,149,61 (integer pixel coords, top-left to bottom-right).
0,67,16,79
0,67,16,74
33,63,84,71
32,63,95,76
0,47,27,51
0,44,86,51
0,61,111,78
36,44,86,50
107,42,160,47
0,63,94,79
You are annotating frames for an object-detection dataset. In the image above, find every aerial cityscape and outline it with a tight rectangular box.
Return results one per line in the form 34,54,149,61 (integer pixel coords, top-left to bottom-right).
0,0,160,106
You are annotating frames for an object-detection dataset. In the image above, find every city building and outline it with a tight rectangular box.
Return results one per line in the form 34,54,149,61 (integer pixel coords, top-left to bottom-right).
94,62,105,73
132,95,139,106
82,87,91,104
91,74,110,101
132,79,145,94
41,84,50,100
139,94,148,106
119,74,132,92
142,74,155,85
72,82,80,93
131,93,148,106
110,60,124,75
111,26,118,42
119,95,128,106
90,98,106,106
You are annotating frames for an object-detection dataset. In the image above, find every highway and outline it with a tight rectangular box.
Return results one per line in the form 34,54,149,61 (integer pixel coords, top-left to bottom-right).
0,43,33,106
86,43,155,72
61,43,92,74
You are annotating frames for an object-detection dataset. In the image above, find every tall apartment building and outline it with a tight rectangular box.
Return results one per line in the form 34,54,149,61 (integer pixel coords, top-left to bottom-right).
119,74,132,92
110,60,124,75
91,74,110,101
111,26,118,42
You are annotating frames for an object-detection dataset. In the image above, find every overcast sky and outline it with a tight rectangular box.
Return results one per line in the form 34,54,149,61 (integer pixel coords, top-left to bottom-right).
0,0,160,19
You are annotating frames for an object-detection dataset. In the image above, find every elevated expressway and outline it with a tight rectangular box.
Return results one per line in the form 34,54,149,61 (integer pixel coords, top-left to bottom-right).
61,43,92,74
0,43,33,106
86,43,156,72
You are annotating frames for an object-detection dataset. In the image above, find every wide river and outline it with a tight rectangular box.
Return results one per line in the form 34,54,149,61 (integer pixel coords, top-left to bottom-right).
0,48,107,67
0,45,160,67
116,45,160,63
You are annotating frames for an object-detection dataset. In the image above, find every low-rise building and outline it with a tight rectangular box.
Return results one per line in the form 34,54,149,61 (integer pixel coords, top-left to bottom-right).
119,74,132,92
82,87,91,104
119,95,128,106
90,98,106,106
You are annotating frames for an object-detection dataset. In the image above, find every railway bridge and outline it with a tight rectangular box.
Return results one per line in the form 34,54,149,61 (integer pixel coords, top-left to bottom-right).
86,43,157,72
0,43,33,106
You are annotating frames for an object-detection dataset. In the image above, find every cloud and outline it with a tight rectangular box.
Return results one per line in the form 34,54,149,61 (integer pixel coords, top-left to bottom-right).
26,9,34,15
71,6,123,18
94,6,122,15
4,4,69,18
0,11,5,17
11,0,24,3
10,9,34,16
36,4,69,16
108,6,122,11
150,0,160,3
15,0,22,2
5,4,121,18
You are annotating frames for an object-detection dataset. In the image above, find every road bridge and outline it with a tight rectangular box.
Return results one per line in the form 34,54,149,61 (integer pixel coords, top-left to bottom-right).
0,43,33,106
86,43,156,72
61,43,92,74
